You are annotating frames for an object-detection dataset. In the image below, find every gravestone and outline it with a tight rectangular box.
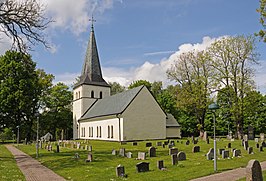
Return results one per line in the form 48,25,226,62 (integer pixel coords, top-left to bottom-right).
169,148,178,155
192,146,200,153
149,147,156,157
157,160,164,170
146,142,152,147
248,126,254,140
194,139,198,144
156,142,162,146
260,133,265,141
228,143,231,148
77,143,80,149
112,149,117,155
262,141,266,147
206,148,214,160
256,143,260,148
116,165,125,177
162,144,165,148
119,148,125,157
138,152,146,160
244,135,248,141
171,154,178,165
248,147,253,154
170,140,175,146
85,145,88,150
206,138,210,144
259,146,263,152
136,162,149,173
88,145,92,152
126,152,133,158
185,140,190,145
177,151,186,161
233,149,241,157
56,145,60,153
168,144,173,149
74,153,79,159
48,145,52,151
203,131,208,141
255,138,259,143
219,148,225,155
86,153,93,162
222,150,229,159
164,141,168,145
244,141,249,150
246,159,263,181
132,142,138,146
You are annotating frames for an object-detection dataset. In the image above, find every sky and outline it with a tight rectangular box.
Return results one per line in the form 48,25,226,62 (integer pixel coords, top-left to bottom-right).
1,0,266,93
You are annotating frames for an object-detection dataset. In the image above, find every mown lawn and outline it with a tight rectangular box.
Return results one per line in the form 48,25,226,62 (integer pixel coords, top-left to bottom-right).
17,139,266,181
0,144,25,181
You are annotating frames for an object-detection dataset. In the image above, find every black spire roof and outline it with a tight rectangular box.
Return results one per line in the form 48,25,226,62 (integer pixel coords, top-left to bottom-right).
74,23,109,88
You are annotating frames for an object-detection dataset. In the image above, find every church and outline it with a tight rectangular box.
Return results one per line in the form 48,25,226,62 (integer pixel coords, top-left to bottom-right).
72,22,181,141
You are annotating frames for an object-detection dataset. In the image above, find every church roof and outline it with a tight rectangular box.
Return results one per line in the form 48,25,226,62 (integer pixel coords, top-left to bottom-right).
74,24,109,88
80,86,144,120
166,113,180,127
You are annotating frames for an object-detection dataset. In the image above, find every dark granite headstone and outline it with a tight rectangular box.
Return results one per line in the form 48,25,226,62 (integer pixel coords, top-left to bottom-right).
244,141,249,150
185,140,190,145
132,142,138,146
177,151,186,161
169,148,178,155
259,146,263,152
149,147,156,157
146,142,152,147
157,160,164,170
246,160,263,181
256,143,260,148
171,154,178,165
206,138,210,144
136,162,149,173
168,144,173,149
233,149,241,157
222,150,229,159
219,148,225,155
116,164,125,177
156,142,162,146
164,141,168,145
228,142,231,148
192,146,200,153
248,126,254,140
248,147,253,154
206,148,214,160
262,141,266,147
56,145,60,153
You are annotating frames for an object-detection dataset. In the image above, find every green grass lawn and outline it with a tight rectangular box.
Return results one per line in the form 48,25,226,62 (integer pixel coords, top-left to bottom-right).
0,144,25,181
17,139,266,181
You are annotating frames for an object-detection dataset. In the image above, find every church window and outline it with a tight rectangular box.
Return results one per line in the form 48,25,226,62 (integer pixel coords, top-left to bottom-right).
100,91,103,99
111,125,114,138
81,127,85,137
75,92,78,99
91,90,94,98
99,126,102,138
107,126,110,138
96,126,98,137
78,91,81,98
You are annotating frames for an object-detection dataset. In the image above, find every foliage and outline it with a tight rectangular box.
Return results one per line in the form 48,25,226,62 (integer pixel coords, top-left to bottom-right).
108,81,125,95
128,80,152,90
0,0,52,52
0,127,14,142
256,0,266,42
17,139,266,181
41,82,73,140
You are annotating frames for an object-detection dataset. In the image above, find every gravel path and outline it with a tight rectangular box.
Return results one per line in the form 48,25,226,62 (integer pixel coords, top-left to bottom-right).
5,145,66,181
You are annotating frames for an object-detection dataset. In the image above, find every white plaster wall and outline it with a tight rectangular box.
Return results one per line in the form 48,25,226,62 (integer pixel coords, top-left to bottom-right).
166,127,181,138
79,117,122,141
122,87,166,141
81,85,110,99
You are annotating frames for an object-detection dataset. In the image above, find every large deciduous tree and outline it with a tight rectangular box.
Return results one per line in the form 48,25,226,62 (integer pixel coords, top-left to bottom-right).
108,82,125,95
0,0,51,52
256,0,266,42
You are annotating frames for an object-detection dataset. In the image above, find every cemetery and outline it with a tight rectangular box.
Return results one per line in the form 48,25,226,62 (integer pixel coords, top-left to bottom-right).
3,136,264,181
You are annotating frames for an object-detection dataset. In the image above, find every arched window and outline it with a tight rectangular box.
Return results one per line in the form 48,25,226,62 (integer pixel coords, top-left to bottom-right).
100,91,103,99
91,90,94,98
99,126,102,138
107,126,110,138
96,126,98,137
91,127,93,137
111,125,114,138
78,91,81,98
76,92,78,99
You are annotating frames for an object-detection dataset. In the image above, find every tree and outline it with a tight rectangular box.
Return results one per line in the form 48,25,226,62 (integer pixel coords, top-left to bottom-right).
0,127,13,142
0,0,51,52
256,0,266,42
208,35,258,138
128,80,152,90
167,50,213,135
108,82,125,95
0,51,53,141
41,82,72,140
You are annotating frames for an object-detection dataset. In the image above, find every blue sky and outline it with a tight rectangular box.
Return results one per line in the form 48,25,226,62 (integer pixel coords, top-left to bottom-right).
1,0,265,92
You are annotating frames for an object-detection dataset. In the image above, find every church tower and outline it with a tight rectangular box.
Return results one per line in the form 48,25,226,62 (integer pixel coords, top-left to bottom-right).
73,20,110,139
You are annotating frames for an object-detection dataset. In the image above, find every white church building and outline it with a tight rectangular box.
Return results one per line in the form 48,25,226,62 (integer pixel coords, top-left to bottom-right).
73,23,181,141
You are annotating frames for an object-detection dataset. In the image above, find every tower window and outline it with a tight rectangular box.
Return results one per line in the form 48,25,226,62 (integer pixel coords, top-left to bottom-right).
75,92,78,99
100,91,103,99
78,91,81,98
91,90,94,98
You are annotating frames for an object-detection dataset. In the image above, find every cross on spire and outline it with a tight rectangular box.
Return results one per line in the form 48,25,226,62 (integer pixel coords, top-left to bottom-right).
89,15,96,30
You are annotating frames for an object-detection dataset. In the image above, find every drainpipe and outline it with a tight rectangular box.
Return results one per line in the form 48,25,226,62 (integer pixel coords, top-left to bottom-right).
116,114,121,143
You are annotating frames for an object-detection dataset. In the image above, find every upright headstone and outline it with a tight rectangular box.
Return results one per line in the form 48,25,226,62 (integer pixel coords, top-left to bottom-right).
171,154,178,165
206,148,214,160
85,145,88,150
88,145,92,152
138,152,146,160
170,140,175,146
233,149,241,157
203,131,208,141
116,164,125,177
248,147,253,154
246,159,263,181
156,142,162,146
256,143,260,148
219,148,225,155
56,145,60,153
192,146,200,153
259,146,263,152
185,140,190,145
132,142,138,146
146,142,152,147
228,142,232,148
244,141,249,150
119,148,125,157
260,133,265,141
168,144,173,149
248,126,254,140
169,148,178,155
206,138,210,144
222,150,229,159
255,138,259,143
262,141,266,147
244,135,248,141
126,152,133,158
149,147,156,157
86,153,93,162
136,162,149,173
177,151,186,161
164,141,168,145
157,160,164,170
112,149,117,155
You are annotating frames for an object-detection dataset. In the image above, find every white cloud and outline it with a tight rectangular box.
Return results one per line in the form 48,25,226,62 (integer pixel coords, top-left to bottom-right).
0,27,13,54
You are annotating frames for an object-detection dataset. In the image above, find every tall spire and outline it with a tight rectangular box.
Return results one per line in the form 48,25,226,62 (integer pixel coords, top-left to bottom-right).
75,17,109,88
